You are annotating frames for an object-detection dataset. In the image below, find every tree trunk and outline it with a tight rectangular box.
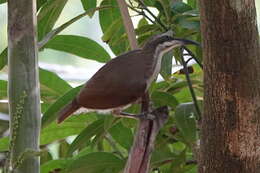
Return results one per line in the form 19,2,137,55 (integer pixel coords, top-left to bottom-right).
7,0,41,173
199,0,260,173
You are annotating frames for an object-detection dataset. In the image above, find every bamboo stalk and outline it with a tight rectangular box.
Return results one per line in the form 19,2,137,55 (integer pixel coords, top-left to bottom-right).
7,0,41,172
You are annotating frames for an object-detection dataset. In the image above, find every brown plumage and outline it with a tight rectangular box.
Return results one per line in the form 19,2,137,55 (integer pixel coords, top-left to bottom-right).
57,35,198,123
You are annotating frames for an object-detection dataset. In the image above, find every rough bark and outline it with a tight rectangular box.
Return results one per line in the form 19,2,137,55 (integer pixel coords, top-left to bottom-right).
7,0,41,172
199,0,260,172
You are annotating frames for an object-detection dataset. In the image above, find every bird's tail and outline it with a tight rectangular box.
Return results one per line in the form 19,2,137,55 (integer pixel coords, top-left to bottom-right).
57,99,80,123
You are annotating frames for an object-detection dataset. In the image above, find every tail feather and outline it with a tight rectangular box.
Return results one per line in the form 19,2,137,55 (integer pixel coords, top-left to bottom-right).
57,99,80,123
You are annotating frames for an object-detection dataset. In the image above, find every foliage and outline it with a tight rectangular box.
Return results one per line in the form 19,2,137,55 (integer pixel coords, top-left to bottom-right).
0,0,203,172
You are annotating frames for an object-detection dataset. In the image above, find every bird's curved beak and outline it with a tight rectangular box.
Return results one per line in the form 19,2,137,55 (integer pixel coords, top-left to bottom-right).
172,38,201,47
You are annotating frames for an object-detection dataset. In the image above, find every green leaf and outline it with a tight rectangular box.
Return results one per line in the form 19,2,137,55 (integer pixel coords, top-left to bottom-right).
138,18,148,28
172,2,192,14
40,121,86,145
0,137,9,151
37,0,68,40
0,80,7,99
187,0,197,9
41,159,72,173
0,48,7,70
59,140,70,158
41,85,82,128
81,0,97,17
178,16,200,30
168,79,202,94
101,18,122,42
175,102,198,144
40,151,53,165
151,91,179,108
39,68,72,101
0,0,6,4
39,6,110,49
44,35,110,63
160,51,173,79
109,122,133,150
65,152,124,173
67,118,105,155
37,0,47,10
99,0,127,55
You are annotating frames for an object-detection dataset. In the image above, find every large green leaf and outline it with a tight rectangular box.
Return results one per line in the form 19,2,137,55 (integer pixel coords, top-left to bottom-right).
0,80,7,99
81,0,96,17
65,152,124,173
67,118,105,155
109,122,133,150
174,102,199,144
151,91,179,108
39,68,72,101
44,35,111,63
99,0,127,55
0,0,6,4
40,122,86,145
38,0,68,40
0,48,7,70
41,85,82,128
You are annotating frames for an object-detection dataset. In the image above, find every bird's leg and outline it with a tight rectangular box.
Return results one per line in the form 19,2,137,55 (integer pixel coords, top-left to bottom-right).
112,92,155,120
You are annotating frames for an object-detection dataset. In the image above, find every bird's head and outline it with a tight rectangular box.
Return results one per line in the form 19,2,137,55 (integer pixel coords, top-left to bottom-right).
142,34,199,54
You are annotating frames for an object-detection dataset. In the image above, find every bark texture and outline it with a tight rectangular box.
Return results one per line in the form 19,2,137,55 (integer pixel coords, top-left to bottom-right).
199,0,260,172
8,0,41,172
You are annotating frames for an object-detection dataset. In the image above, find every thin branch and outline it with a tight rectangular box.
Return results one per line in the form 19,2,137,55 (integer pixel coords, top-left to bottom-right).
104,134,125,159
38,6,111,49
138,0,168,31
127,5,156,25
117,0,138,49
183,46,203,69
180,47,201,121
136,1,204,70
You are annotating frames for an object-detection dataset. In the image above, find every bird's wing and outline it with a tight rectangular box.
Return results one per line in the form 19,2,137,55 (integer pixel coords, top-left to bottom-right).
77,50,147,109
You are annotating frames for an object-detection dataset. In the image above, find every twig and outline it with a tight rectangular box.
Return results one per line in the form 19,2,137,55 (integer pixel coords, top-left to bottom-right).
138,0,168,31
180,47,201,120
104,134,125,159
117,0,138,49
38,6,110,49
183,46,203,69
127,5,156,25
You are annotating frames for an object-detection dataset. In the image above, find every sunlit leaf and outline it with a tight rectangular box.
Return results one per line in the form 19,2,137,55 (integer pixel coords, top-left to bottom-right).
44,35,111,63
37,0,68,40
0,80,7,99
0,137,9,151
0,48,7,70
39,68,72,101
99,0,127,55
81,0,97,17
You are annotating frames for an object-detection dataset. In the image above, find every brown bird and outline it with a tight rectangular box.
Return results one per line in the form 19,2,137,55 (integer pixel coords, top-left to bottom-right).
57,34,198,123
